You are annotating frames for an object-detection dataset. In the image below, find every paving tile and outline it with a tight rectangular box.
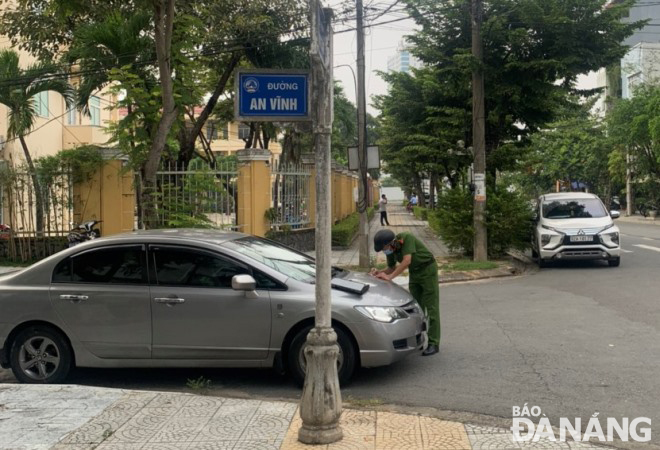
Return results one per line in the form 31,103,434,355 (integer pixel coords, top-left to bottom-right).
340,410,376,436
187,442,235,450
468,432,522,449
147,393,194,409
419,416,472,449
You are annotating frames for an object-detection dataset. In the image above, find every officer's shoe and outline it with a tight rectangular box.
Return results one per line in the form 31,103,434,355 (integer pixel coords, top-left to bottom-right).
422,345,439,356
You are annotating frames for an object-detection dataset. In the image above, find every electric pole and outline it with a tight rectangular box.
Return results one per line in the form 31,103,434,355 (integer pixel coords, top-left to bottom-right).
356,0,370,269
471,0,487,261
298,1,343,445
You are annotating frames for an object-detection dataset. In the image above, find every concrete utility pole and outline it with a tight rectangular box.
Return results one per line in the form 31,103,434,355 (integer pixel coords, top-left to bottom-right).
298,1,343,445
471,0,488,261
626,150,633,216
356,0,370,269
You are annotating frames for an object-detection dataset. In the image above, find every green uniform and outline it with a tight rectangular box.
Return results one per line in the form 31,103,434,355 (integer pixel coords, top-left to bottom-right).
386,232,440,346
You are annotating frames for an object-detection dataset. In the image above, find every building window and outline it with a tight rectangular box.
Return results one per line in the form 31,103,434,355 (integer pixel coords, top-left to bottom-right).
238,124,251,140
222,123,228,140
33,91,49,118
90,96,101,126
66,107,77,125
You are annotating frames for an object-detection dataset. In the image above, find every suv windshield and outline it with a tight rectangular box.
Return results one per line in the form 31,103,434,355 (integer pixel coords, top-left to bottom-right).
542,198,608,219
224,237,318,283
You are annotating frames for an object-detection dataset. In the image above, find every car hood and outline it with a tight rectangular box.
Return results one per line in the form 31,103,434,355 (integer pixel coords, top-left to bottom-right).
333,271,415,306
541,216,613,231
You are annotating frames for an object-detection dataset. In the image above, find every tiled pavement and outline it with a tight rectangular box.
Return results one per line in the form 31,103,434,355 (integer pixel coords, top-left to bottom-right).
312,205,451,268
0,384,611,450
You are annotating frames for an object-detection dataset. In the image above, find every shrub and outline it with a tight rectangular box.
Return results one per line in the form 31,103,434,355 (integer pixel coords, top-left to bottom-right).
432,187,533,257
331,207,374,247
413,206,428,220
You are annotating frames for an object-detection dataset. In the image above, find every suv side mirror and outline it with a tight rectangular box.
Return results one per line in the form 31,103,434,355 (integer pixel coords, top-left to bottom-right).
610,211,620,219
232,274,256,291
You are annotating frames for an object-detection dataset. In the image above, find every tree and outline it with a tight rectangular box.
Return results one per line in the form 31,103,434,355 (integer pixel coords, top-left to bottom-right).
0,49,74,232
607,84,660,208
515,99,614,200
402,0,641,177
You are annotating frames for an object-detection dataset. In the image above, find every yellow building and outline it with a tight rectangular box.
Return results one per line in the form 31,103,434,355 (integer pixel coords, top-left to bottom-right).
202,119,283,162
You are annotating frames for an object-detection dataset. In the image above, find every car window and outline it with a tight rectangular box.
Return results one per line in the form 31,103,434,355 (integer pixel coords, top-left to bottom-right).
53,246,146,284
542,199,608,219
224,236,317,283
153,247,250,288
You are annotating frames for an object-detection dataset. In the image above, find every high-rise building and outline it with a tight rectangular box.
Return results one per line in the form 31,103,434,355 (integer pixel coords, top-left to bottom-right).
387,41,421,74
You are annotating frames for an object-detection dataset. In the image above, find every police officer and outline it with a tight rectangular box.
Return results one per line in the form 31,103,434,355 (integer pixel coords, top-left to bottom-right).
371,229,440,356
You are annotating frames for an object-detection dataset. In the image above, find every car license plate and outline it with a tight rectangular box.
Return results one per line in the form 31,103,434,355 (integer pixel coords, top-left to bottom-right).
570,235,593,242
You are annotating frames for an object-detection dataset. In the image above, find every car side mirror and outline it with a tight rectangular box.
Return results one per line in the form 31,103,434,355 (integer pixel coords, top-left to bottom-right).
232,274,258,298
610,211,620,219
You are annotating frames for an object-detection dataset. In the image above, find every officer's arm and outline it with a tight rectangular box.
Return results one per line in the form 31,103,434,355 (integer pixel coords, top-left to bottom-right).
379,254,411,281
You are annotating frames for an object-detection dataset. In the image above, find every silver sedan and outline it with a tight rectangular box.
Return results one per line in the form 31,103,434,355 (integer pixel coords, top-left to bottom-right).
0,230,426,385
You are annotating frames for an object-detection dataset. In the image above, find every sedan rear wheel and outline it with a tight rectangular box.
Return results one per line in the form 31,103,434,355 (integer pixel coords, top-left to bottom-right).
287,325,356,387
10,326,72,384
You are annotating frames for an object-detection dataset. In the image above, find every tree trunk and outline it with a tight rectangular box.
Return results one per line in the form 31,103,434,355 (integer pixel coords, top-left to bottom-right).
142,0,177,228
19,136,44,233
178,52,241,168
413,173,425,208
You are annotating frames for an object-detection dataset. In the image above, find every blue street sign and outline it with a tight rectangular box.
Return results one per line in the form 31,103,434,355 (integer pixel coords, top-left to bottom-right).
235,70,310,122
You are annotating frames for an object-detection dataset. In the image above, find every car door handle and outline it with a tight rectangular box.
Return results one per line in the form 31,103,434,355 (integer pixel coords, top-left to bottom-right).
154,297,185,304
59,294,88,302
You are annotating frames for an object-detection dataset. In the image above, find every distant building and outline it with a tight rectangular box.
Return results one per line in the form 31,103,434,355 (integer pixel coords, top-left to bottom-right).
621,42,660,99
593,1,660,113
387,41,421,74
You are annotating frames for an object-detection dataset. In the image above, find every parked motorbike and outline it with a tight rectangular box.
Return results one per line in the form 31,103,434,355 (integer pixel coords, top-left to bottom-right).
67,220,102,247
0,224,10,240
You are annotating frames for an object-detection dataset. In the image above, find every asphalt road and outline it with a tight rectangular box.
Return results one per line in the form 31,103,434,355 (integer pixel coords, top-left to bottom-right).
2,220,659,448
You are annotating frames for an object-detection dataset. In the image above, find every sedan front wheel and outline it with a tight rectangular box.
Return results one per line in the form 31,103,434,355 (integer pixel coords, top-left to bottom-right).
287,325,356,387
10,326,72,384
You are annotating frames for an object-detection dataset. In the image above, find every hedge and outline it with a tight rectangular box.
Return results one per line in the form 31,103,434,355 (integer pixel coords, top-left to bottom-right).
413,206,428,220
331,207,375,247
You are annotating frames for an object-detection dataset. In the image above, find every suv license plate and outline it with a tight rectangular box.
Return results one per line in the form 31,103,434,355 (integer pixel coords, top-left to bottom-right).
570,235,593,242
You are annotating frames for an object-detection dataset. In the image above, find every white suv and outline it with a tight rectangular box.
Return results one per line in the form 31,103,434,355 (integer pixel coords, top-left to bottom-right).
532,193,621,268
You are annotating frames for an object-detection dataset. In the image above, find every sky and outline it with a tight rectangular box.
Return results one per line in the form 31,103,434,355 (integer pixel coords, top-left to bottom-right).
327,0,417,115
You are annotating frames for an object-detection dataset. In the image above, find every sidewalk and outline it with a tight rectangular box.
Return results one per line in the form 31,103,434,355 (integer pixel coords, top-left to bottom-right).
0,384,607,449
616,213,660,226
311,205,451,267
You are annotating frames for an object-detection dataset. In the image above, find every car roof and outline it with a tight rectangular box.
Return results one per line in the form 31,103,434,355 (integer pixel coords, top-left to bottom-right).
540,192,599,201
99,229,248,246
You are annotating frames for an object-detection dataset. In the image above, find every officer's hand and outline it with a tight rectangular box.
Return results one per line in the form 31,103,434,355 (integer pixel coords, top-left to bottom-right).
376,272,390,281
369,268,378,276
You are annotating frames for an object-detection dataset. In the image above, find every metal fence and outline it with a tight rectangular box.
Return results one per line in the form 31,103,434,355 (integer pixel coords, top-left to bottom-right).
145,160,238,230
0,167,73,262
270,160,312,229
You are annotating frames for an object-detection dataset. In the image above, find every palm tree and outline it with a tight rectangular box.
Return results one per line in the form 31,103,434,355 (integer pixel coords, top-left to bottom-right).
0,50,74,233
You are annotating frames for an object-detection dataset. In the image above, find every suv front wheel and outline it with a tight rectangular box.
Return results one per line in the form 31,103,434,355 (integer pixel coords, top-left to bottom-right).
608,257,620,267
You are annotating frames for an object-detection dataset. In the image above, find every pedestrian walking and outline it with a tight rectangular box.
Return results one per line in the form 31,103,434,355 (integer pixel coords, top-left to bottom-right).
370,229,440,356
379,194,391,226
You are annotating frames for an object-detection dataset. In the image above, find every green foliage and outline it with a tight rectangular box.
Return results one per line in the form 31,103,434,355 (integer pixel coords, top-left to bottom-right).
413,206,428,220
433,187,533,257
153,166,229,229
439,260,498,272
331,208,375,247
607,84,660,207
36,146,104,183
513,98,614,199
186,376,212,391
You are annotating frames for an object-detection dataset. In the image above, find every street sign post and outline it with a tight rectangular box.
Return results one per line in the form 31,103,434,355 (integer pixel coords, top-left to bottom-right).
235,69,310,122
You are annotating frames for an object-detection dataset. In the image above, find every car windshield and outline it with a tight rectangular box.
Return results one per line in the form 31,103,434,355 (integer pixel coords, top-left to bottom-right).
542,198,608,219
224,237,322,283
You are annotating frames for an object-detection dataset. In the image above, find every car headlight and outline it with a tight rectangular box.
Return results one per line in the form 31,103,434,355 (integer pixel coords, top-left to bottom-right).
355,306,409,323
541,234,552,246
602,231,619,245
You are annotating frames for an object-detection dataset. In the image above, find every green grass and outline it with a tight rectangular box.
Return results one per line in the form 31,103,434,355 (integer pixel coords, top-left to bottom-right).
439,260,499,272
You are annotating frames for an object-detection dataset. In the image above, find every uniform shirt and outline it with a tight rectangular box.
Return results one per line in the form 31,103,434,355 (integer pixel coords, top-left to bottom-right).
378,198,387,212
386,232,435,275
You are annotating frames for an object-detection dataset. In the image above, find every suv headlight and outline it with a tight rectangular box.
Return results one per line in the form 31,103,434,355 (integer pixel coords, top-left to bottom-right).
355,306,409,323
600,230,619,247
